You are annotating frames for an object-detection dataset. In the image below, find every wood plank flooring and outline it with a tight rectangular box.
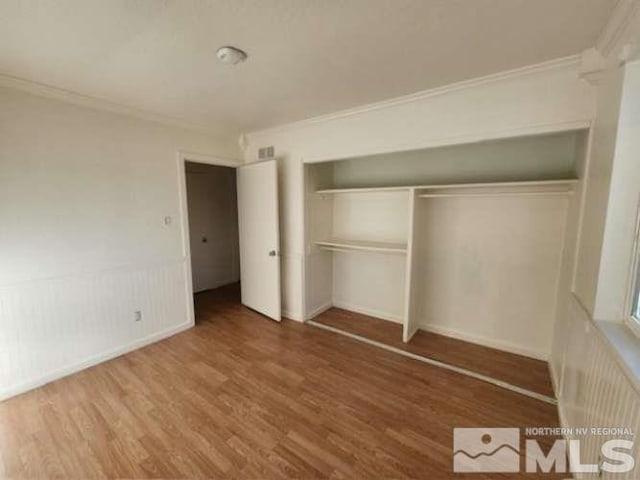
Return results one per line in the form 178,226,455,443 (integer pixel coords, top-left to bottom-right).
313,307,555,398
0,284,566,479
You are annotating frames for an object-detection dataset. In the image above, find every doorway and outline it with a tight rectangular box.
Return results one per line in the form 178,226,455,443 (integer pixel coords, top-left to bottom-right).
178,154,282,323
184,161,241,321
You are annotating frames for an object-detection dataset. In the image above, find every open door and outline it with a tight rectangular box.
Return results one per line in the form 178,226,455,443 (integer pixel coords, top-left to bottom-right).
236,160,281,321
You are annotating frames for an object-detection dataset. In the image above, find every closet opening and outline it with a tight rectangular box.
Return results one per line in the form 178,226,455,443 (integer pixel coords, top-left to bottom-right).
184,161,241,322
304,129,589,400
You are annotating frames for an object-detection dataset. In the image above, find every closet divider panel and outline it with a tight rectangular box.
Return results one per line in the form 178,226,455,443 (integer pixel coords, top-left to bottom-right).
403,189,420,341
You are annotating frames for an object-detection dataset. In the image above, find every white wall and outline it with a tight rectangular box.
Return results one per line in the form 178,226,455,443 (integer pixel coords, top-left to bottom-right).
413,195,569,360
593,60,640,321
244,57,595,320
0,86,239,399
186,164,239,293
572,67,625,314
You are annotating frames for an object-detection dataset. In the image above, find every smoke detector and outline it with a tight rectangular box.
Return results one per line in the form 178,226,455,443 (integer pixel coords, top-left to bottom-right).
216,46,248,65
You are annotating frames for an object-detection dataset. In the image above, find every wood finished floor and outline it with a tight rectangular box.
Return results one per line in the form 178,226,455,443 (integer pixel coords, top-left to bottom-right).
0,284,565,479
312,307,555,398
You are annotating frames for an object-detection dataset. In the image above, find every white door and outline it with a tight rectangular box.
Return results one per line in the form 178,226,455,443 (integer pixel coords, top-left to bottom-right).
236,160,281,321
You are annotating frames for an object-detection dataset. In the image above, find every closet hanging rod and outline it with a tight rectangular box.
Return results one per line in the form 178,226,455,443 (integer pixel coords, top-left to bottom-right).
418,191,573,199
315,239,407,255
317,245,407,255
315,179,578,195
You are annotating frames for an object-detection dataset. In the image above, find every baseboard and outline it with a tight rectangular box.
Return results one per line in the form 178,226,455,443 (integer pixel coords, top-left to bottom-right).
0,320,194,401
283,309,305,322
305,302,333,321
332,301,403,324
193,278,240,294
418,323,549,361
556,395,568,434
404,323,419,343
549,360,560,397
317,303,548,359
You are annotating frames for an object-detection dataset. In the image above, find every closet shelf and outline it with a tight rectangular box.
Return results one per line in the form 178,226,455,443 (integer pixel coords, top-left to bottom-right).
316,179,578,195
315,238,407,254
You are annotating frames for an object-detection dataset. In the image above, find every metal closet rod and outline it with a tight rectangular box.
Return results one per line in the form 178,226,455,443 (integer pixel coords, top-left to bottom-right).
417,191,573,199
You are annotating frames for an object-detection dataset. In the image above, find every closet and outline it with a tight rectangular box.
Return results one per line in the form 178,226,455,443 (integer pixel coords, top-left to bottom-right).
304,130,587,360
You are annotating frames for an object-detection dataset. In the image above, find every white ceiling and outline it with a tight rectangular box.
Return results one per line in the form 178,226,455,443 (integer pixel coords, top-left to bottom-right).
0,0,615,137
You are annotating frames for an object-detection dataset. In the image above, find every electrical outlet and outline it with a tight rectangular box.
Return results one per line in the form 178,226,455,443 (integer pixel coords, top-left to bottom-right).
134,310,142,322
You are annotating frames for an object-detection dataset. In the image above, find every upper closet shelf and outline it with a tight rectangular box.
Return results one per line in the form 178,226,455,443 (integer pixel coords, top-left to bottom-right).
315,238,407,254
316,179,577,195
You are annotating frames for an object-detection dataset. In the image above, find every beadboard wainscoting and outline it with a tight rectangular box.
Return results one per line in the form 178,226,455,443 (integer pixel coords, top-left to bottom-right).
553,294,640,479
281,252,305,321
0,259,192,400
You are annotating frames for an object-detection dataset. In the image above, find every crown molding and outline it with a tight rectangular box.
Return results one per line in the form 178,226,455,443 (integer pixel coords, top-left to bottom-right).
596,0,640,56
579,48,608,86
619,41,640,64
245,55,582,138
0,72,233,139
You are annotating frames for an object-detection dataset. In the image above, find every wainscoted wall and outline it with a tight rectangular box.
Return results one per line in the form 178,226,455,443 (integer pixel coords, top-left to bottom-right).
0,86,238,399
552,295,640,479
0,260,191,400
281,253,305,320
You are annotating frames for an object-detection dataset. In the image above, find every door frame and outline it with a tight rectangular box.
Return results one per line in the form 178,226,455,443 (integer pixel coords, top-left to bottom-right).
176,151,242,326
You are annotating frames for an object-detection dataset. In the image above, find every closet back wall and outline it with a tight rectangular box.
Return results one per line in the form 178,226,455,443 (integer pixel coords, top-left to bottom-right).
332,132,582,188
413,194,569,359
332,191,410,322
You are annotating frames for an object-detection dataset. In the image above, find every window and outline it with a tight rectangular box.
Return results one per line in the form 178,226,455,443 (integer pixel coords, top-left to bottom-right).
631,259,640,322
627,203,640,335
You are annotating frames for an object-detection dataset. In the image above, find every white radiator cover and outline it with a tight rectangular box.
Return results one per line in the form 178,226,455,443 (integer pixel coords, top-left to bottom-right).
0,260,192,400
553,295,640,479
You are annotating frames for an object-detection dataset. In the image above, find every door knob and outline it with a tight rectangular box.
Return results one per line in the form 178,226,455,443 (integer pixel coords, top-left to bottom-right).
269,250,277,257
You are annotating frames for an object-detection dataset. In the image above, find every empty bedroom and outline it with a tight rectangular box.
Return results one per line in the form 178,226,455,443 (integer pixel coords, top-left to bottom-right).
1,1,640,478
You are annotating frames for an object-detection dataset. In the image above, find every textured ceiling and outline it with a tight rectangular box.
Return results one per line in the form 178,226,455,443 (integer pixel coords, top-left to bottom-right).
0,0,615,136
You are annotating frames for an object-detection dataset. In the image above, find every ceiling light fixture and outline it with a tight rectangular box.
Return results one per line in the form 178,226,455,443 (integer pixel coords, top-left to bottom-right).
216,46,248,65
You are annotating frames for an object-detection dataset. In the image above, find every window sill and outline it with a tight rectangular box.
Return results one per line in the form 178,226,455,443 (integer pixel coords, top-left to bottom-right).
595,320,640,393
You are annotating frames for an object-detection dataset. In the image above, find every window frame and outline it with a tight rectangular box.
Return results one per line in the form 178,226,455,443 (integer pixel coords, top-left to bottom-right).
624,198,640,338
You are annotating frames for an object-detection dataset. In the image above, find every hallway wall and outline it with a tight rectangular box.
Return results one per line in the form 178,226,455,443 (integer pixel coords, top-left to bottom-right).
186,163,240,293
